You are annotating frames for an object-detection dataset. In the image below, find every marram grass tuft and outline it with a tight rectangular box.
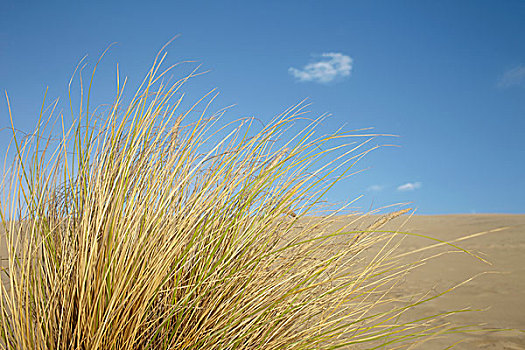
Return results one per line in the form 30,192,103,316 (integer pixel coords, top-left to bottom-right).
0,49,476,349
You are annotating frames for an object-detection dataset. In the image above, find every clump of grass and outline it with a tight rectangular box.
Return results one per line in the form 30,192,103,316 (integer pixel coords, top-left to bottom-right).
0,49,470,349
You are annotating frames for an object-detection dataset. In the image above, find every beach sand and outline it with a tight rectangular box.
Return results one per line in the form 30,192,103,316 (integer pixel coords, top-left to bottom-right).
357,214,525,349
1,214,523,348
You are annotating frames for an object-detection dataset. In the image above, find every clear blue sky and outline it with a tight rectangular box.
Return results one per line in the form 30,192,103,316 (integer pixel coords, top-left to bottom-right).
1,0,524,214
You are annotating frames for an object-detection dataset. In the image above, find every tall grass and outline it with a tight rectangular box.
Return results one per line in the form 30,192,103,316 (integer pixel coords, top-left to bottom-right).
0,50,468,349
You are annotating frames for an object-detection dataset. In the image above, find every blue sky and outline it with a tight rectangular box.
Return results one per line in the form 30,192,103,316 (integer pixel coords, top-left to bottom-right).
1,0,524,214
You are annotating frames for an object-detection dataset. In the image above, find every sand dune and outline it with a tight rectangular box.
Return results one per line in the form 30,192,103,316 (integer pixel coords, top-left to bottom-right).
366,214,525,349
1,214,524,348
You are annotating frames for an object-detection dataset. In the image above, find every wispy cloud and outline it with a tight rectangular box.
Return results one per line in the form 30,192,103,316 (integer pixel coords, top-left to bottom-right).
289,53,353,83
367,185,383,192
497,65,525,88
397,182,422,192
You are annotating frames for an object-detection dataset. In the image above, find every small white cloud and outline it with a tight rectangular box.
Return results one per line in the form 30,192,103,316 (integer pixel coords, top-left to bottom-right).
497,65,525,88
367,185,383,192
397,182,422,192
289,53,353,83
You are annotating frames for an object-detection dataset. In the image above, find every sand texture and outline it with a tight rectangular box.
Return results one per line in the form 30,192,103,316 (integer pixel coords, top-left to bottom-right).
357,214,525,349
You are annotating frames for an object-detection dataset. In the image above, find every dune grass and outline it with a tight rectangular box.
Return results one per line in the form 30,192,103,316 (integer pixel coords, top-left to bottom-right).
0,49,473,349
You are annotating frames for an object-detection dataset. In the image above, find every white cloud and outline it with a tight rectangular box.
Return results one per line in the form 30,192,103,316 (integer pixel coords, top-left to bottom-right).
397,182,422,192
497,65,525,88
367,185,383,192
289,53,353,83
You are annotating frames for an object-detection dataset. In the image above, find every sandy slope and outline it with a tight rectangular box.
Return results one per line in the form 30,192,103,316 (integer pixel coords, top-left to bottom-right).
1,215,524,348
366,214,525,349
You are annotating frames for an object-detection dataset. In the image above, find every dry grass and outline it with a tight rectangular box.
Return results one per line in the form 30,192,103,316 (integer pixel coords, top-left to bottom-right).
0,49,474,349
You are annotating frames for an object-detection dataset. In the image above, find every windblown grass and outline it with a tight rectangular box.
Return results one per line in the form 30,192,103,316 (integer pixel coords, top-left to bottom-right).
0,49,473,349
